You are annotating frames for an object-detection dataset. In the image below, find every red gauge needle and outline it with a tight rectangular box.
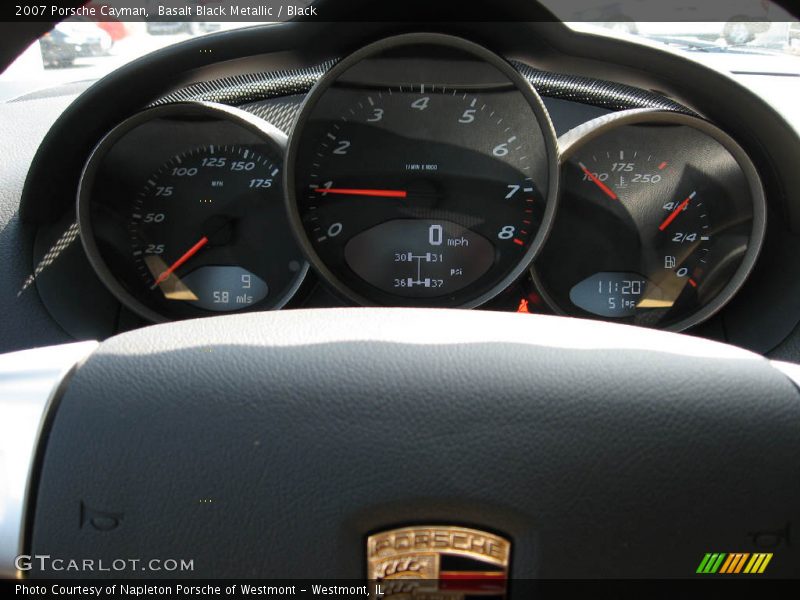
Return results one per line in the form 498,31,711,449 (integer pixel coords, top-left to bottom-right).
314,187,408,198
150,235,209,289
658,191,697,231
578,162,618,200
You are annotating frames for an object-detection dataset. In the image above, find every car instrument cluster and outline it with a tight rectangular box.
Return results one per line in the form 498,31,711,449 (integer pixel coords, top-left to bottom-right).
78,33,766,330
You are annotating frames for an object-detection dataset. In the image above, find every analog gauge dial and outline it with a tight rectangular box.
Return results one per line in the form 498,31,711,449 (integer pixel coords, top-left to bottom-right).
302,86,543,300
130,145,291,312
533,110,766,331
575,151,712,315
286,34,559,307
79,103,308,322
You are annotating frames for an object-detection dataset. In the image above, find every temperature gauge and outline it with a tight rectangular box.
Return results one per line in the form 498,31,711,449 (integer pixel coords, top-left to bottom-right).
533,110,765,331
577,151,667,200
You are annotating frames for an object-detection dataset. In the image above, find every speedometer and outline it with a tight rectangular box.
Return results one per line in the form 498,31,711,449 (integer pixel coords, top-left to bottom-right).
285,33,559,307
130,144,283,312
78,103,308,322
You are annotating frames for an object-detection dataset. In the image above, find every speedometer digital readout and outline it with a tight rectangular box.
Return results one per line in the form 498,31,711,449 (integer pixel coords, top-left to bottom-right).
285,34,559,307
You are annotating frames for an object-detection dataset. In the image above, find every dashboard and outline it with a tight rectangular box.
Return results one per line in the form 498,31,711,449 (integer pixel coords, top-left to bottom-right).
4,7,800,583
4,20,800,357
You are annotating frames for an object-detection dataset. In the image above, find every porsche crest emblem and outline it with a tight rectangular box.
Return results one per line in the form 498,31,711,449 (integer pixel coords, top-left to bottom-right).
367,526,511,598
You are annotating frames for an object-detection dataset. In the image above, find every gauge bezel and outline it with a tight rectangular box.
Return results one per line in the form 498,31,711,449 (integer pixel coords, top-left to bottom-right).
531,108,767,332
284,32,561,308
77,101,309,323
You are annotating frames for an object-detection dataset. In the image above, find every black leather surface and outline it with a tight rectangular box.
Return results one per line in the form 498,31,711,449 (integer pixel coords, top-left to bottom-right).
30,309,800,578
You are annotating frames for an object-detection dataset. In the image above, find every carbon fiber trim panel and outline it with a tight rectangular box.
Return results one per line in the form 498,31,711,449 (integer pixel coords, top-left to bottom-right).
511,61,696,115
151,60,338,107
152,59,695,128
240,95,307,133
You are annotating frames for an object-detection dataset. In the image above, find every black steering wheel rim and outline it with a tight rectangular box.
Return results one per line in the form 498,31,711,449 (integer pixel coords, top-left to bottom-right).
3,308,796,579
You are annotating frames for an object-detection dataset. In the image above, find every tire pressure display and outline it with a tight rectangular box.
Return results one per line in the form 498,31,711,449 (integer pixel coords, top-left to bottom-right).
344,220,494,296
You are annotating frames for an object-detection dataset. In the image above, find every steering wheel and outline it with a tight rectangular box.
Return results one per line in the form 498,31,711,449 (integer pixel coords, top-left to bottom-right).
2,309,799,578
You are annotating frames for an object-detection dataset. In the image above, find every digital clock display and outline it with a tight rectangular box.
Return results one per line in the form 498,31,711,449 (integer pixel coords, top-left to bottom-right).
569,272,649,318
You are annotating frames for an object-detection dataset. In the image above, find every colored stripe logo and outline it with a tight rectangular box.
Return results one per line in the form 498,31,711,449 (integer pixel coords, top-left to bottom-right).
696,552,773,574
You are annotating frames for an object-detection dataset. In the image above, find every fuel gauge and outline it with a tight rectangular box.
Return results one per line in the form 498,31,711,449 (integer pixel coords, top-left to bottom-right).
533,109,766,331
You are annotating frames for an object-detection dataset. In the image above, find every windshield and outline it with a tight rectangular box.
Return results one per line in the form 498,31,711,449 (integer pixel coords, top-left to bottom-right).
0,20,268,101
1,1,798,110
565,16,800,121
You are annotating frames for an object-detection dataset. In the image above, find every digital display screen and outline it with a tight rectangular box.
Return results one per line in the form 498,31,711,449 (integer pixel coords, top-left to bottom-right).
570,272,648,318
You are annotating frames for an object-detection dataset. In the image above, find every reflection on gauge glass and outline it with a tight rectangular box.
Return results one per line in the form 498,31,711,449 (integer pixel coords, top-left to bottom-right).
285,33,559,307
532,110,766,331
78,103,308,322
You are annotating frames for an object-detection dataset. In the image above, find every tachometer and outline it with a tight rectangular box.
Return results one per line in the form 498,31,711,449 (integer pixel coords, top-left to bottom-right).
78,103,308,322
285,33,559,307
